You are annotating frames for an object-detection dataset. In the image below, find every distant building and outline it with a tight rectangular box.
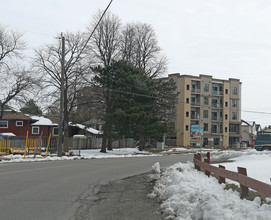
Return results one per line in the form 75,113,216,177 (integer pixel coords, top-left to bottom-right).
165,74,242,148
241,120,257,146
256,124,262,135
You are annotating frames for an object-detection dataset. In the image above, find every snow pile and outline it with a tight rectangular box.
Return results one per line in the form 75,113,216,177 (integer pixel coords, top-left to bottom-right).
0,148,158,163
152,162,161,174
211,148,271,161
151,162,271,220
163,147,219,153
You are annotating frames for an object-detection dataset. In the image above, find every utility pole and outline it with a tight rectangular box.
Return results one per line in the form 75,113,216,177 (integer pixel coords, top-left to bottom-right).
58,33,65,157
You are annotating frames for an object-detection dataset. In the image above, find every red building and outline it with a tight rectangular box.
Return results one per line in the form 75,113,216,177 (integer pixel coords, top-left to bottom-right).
0,112,58,138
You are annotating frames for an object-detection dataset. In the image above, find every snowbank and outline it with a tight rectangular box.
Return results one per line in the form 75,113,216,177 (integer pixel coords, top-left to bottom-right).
151,162,271,220
0,148,158,163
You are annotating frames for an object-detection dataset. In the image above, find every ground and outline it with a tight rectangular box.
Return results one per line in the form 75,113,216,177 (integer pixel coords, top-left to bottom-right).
73,172,164,220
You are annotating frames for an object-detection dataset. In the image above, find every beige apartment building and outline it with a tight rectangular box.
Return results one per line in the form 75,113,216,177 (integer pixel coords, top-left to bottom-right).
167,74,241,148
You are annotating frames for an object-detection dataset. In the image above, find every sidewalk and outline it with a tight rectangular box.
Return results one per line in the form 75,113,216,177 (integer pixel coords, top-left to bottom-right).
73,173,164,220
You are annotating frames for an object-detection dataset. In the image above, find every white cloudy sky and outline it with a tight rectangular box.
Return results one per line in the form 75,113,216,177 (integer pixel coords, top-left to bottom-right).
1,0,271,126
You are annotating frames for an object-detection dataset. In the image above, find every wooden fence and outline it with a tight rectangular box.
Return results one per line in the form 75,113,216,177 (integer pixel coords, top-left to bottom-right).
193,153,271,197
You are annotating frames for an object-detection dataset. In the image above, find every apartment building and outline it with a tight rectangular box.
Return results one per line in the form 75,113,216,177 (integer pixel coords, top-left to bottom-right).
167,74,241,148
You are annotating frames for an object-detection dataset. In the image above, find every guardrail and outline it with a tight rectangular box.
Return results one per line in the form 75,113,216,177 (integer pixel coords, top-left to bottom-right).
193,153,271,197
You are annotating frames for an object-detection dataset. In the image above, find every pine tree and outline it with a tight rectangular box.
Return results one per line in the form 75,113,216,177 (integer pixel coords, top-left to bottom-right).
93,60,177,152
20,99,42,115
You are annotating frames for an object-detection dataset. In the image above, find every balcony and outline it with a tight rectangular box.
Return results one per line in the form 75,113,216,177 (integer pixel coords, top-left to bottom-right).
212,103,220,109
191,115,200,120
211,116,223,122
191,101,201,107
212,90,223,96
191,88,201,94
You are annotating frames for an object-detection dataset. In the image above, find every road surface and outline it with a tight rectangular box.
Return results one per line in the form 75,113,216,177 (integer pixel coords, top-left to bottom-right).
0,154,193,219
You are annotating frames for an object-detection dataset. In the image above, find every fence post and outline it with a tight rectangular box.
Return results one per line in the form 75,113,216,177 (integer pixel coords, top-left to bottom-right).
218,165,226,184
207,152,210,160
194,154,201,171
238,167,248,197
204,158,210,177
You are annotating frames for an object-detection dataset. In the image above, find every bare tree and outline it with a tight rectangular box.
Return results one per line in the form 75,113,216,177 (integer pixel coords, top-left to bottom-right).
84,12,168,152
120,23,167,78
34,31,92,151
0,25,39,118
0,26,25,69
89,11,122,66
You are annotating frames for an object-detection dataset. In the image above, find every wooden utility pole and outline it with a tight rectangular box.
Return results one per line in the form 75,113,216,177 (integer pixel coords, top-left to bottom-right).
58,33,65,157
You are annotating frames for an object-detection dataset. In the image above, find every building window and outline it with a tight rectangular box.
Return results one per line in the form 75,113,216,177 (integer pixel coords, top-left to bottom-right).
229,124,238,133
204,84,209,92
212,86,218,95
53,127,58,136
232,99,237,107
0,121,8,128
186,111,189,117
203,138,208,145
204,97,209,105
186,98,189,104
225,101,228,107
232,112,237,120
203,110,208,118
211,112,218,120
212,99,218,108
186,125,189,131
214,138,219,145
233,87,237,95
211,124,218,133
225,114,228,120
225,127,228,133
16,121,23,126
204,123,208,131
225,89,228,94
32,126,39,135
187,84,190,90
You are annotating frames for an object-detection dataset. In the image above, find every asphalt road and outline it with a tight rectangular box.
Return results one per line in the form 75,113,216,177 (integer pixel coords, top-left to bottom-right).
0,154,193,220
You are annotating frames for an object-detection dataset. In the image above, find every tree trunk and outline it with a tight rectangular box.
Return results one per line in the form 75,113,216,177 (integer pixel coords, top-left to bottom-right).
101,136,107,153
107,136,113,151
138,135,145,151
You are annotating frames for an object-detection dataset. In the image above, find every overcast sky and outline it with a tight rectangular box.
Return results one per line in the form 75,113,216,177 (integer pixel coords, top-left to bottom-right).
1,0,271,126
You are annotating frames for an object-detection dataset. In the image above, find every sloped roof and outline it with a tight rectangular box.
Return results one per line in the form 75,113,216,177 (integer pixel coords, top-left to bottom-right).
29,115,58,126
2,112,32,120
69,123,102,135
241,120,255,127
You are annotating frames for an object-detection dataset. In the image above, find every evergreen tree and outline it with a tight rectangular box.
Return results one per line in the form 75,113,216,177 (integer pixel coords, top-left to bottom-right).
92,60,177,152
20,99,42,115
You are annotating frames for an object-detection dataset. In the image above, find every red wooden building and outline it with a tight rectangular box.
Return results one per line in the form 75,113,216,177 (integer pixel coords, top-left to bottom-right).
0,112,58,138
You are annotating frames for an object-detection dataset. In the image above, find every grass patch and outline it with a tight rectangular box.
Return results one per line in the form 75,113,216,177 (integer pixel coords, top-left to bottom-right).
224,183,271,205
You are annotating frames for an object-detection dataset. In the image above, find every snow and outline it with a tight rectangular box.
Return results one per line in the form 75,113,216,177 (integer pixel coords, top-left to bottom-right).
151,161,271,220
150,149,271,219
0,132,16,136
30,115,58,126
152,162,161,174
0,148,158,163
69,123,101,135
216,150,271,185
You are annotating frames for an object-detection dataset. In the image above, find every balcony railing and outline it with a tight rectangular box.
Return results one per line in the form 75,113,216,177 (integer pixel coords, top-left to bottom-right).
212,90,223,96
191,101,201,107
212,103,220,108
191,115,200,120
191,88,201,93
